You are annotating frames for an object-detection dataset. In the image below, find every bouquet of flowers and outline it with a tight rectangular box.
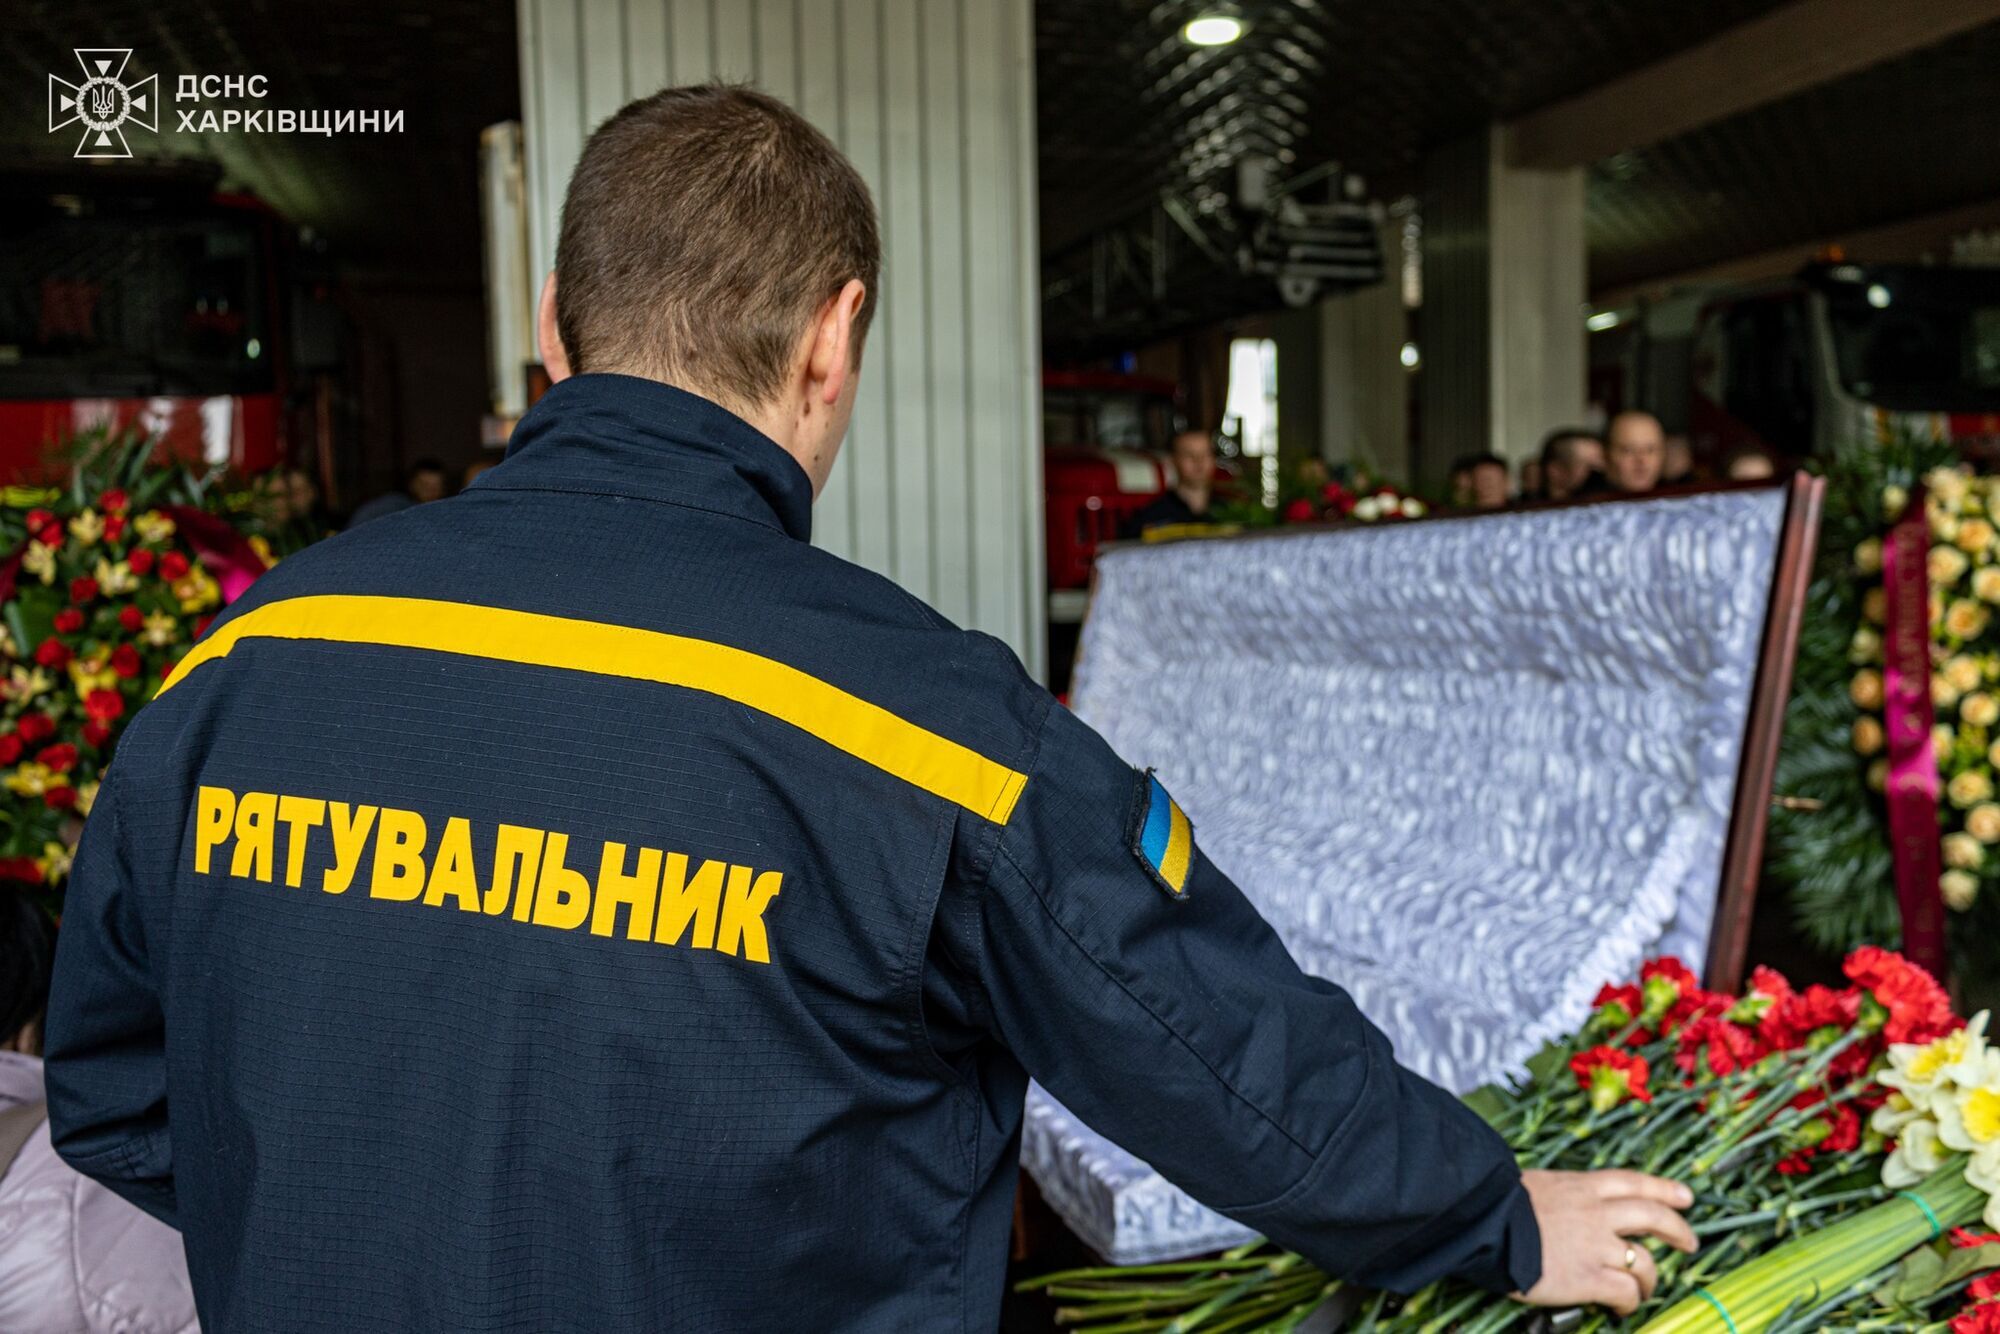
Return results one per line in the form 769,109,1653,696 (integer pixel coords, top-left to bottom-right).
0,428,278,909
1020,949,2000,1333
1848,467,2000,915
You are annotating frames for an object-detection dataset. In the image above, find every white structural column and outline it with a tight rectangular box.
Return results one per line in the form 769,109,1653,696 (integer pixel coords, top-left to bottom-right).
1418,126,1586,484
515,0,1045,675
1316,225,1409,472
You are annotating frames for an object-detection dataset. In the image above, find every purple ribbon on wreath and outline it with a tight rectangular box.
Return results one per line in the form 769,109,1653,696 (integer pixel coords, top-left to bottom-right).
1881,485,1949,982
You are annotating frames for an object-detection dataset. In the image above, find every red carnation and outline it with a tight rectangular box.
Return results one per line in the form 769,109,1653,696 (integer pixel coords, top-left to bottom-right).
1762,983,1861,1052
84,689,124,726
80,721,111,748
118,605,144,633
100,489,128,514
37,743,78,773
36,523,62,550
15,714,54,745
1845,946,1960,1046
127,549,156,576
43,785,76,811
103,514,127,543
69,576,99,605
24,509,53,532
1951,1228,2000,1250
1571,1045,1652,1111
33,639,71,670
110,645,141,680
1593,982,1643,1029
1283,499,1317,524
159,551,191,581
0,735,21,766
0,857,44,884
52,609,83,635
1675,1013,1764,1078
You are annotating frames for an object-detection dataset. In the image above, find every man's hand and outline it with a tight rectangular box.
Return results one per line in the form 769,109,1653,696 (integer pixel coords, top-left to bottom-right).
1513,1169,1698,1316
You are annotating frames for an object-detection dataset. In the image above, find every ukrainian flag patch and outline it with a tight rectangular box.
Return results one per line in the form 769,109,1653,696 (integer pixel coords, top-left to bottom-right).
1130,769,1194,899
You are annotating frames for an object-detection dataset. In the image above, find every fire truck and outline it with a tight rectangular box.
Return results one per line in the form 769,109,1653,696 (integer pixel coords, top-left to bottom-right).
1594,261,2000,466
0,165,293,481
1041,369,1184,622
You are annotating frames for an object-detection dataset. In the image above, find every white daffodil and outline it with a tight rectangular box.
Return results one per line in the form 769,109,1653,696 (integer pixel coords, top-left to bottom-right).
1938,1080,2000,1154
1882,1020,1984,1111
1969,1137,2000,1198
1872,1091,1927,1136
1943,1012,1999,1088
1883,1117,1946,1188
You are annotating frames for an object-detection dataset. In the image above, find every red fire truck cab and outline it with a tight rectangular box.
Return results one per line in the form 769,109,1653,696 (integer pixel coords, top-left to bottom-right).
0,167,288,481
1041,369,1184,621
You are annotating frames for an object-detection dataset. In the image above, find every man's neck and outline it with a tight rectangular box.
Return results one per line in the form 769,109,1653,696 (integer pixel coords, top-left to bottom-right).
1176,483,1210,513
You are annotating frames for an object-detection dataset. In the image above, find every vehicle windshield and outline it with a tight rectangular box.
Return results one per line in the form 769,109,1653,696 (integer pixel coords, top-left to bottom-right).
0,203,273,400
1043,388,1177,452
1822,268,2000,413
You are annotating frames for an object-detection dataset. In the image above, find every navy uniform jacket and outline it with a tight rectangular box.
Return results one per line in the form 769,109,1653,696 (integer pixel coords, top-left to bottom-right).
44,374,1539,1332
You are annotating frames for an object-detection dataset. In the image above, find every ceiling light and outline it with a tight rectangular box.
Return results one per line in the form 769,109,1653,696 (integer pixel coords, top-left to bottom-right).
1866,283,1891,309
1399,342,1420,369
1586,310,1623,332
1183,13,1244,46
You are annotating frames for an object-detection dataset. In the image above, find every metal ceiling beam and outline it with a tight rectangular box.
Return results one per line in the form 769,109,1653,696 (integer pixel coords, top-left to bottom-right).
1508,0,2000,168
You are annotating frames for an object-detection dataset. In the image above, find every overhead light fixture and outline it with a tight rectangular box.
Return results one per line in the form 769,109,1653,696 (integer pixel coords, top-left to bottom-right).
1586,310,1623,332
1399,342,1420,370
1866,283,1891,309
1183,13,1244,46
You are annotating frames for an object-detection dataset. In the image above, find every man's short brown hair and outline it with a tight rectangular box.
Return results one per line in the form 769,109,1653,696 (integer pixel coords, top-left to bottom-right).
554,84,880,408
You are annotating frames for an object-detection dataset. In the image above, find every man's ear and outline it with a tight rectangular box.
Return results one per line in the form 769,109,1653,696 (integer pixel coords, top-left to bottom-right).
806,279,868,407
536,272,572,383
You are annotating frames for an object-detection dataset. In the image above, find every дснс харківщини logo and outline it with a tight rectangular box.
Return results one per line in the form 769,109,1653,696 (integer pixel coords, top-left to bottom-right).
48,49,158,159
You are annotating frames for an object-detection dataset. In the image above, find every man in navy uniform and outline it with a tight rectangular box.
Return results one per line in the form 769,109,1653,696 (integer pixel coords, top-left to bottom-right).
43,86,1693,1332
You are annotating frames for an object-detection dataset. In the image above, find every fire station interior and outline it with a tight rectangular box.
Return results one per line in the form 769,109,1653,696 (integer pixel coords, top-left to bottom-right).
3,1,1999,679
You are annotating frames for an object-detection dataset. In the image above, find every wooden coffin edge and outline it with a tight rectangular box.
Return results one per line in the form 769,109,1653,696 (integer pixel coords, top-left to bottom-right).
1705,470,1827,994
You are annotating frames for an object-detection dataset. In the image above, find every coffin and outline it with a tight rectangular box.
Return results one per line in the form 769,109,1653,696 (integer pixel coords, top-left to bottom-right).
1020,478,1824,1264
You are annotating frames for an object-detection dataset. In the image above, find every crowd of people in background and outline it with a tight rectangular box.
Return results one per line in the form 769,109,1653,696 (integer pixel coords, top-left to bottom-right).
1448,411,1781,511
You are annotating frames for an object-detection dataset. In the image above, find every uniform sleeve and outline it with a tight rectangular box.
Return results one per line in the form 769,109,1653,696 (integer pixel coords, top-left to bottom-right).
41,770,178,1227
958,703,1539,1295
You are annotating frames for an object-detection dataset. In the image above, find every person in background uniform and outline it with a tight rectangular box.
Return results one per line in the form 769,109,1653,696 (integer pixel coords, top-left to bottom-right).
347,458,449,527
0,887,199,1334
1464,454,1510,511
1517,457,1543,502
1605,411,1667,494
44,85,1694,1333
1540,428,1606,502
1129,429,1219,536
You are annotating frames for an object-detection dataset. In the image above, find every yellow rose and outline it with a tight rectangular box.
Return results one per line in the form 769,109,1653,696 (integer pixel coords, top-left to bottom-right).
1948,599,1992,641
133,510,176,544
1853,716,1886,756
1937,674,1963,710
1932,467,1972,504
1962,519,1999,555
1944,870,1981,912
1884,484,1911,516
21,541,54,586
1935,511,1962,545
1970,804,2000,843
1864,587,1888,625
1850,626,1884,664
1950,769,1996,809
1855,538,1885,574
1852,670,1886,710
1869,758,1891,792
1990,738,2000,770
1933,546,1972,586
1978,567,2000,604
1970,694,2000,728
1946,831,1987,868
1949,655,1986,692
